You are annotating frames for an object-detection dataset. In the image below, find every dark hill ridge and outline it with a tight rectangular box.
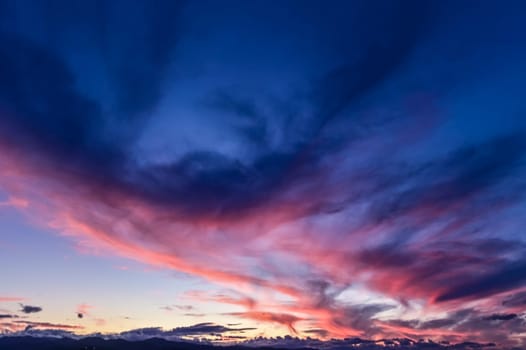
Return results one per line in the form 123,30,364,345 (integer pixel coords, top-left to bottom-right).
0,336,511,350
0,337,254,350
0,337,315,350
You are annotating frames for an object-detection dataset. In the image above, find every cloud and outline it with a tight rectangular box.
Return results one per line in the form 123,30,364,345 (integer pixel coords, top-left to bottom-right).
243,336,498,350
176,305,194,311
19,305,42,314
0,297,24,303
303,328,329,338
171,323,255,335
117,322,256,341
0,0,526,347
0,314,17,319
436,258,526,302
304,1,433,134
226,312,302,334
184,291,257,310
502,291,526,307
161,305,195,312
1,0,184,119
203,90,269,148
363,132,526,228
382,308,526,346
13,320,83,331
484,314,517,321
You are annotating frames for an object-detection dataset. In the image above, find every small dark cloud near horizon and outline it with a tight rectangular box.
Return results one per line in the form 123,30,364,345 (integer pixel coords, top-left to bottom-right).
12,320,83,330
303,328,329,338
117,322,257,341
0,314,18,319
161,305,195,312
19,304,42,314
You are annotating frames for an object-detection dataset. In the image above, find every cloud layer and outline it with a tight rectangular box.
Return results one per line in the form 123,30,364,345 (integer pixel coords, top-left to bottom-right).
0,0,525,347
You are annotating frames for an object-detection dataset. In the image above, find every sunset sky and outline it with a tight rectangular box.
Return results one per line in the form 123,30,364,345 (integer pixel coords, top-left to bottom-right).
0,0,526,348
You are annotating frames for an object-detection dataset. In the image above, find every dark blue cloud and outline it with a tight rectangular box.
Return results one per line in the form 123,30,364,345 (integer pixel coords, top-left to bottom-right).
0,314,17,319
484,314,517,321
365,132,526,226
502,292,526,307
118,322,256,340
19,305,42,314
1,0,525,223
436,258,526,302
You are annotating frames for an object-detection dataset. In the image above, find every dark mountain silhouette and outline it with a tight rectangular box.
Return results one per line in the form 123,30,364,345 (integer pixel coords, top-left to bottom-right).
0,336,509,350
0,337,250,350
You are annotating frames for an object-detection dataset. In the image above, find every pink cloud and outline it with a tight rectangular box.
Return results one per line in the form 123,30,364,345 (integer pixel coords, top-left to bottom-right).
0,296,25,303
0,121,524,347
228,311,302,334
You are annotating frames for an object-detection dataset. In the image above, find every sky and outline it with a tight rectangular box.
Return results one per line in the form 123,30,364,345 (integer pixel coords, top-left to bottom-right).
0,0,525,348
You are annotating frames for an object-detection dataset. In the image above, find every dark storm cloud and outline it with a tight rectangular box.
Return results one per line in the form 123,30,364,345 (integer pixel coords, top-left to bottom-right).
0,314,17,319
19,304,42,314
